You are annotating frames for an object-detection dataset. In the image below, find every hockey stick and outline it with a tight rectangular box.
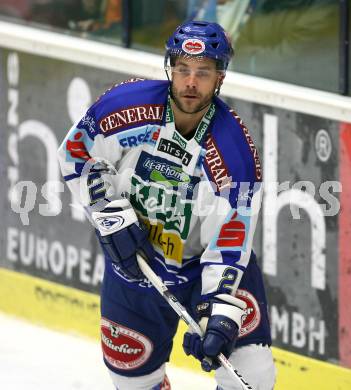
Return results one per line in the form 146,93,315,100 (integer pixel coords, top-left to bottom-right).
136,253,253,390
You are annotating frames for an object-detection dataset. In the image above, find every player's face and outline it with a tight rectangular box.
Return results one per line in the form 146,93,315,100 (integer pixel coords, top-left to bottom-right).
171,56,224,114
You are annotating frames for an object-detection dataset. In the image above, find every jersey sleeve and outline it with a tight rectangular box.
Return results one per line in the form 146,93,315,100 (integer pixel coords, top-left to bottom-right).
198,117,262,300
57,105,123,210
58,79,167,211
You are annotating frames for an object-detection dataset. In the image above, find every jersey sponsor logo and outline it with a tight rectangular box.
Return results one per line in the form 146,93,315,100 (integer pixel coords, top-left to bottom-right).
157,138,192,166
172,131,187,149
217,211,245,247
135,152,200,195
96,216,125,231
142,219,184,265
205,135,232,191
194,104,214,144
230,109,262,180
236,289,261,337
182,38,205,55
131,173,193,237
210,209,250,252
152,128,161,141
131,153,199,264
101,318,153,370
65,128,93,162
118,126,160,148
99,104,164,134
143,158,192,189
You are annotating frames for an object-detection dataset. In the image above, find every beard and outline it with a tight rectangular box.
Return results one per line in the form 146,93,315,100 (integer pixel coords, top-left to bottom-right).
171,85,216,114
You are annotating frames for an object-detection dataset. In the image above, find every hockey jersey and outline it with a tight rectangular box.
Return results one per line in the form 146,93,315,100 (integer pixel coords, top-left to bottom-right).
57,79,262,299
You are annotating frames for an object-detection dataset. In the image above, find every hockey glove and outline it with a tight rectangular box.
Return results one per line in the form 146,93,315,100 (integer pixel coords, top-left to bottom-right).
92,199,155,280
183,294,246,371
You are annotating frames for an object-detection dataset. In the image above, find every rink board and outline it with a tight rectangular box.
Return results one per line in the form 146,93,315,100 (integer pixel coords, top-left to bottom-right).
1,268,350,390
1,22,351,387
1,46,351,368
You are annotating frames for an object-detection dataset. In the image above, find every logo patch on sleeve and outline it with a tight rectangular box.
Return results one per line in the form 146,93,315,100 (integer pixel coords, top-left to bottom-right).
210,209,251,252
65,128,93,162
101,318,153,370
236,289,261,337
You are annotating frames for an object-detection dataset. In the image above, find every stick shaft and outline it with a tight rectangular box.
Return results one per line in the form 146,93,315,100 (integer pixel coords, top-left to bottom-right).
136,254,253,390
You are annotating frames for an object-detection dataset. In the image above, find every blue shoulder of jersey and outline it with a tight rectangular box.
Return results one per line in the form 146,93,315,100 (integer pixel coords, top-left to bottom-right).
203,97,262,206
88,79,169,137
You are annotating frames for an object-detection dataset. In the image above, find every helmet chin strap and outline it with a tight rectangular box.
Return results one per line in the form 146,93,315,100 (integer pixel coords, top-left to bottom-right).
215,74,225,96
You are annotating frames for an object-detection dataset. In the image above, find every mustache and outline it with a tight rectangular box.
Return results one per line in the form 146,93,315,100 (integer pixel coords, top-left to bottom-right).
181,90,200,97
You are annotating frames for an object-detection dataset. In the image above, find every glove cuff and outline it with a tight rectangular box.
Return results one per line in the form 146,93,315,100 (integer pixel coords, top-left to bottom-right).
212,302,245,329
212,294,246,329
92,199,138,236
196,294,247,329
215,294,247,310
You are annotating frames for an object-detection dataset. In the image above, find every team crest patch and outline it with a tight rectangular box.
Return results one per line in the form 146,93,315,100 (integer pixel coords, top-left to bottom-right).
95,216,125,232
182,39,205,55
101,318,153,370
236,289,261,337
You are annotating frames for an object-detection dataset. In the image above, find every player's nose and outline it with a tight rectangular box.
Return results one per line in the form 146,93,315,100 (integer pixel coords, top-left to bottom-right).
186,71,197,88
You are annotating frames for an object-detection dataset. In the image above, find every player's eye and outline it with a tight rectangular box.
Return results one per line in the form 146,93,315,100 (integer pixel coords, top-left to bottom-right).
196,70,212,78
172,66,217,79
173,67,191,76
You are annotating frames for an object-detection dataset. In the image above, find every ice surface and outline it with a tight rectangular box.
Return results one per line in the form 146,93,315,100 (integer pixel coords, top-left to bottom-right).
0,313,215,389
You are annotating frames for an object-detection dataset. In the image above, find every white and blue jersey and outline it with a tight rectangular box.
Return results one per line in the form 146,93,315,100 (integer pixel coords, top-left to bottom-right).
58,79,262,300
58,79,272,376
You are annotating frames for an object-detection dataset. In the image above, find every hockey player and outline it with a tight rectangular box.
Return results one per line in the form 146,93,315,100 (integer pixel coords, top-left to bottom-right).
58,20,276,390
